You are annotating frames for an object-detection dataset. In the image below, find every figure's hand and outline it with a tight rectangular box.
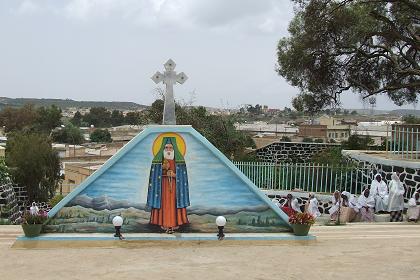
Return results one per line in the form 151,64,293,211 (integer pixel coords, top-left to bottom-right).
167,170,176,178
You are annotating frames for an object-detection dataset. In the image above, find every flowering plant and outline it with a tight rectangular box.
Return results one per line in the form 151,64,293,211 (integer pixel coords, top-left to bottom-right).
289,212,315,225
21,210,48,225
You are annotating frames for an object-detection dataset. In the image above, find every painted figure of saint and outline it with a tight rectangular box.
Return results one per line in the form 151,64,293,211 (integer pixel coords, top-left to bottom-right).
146,136,190,233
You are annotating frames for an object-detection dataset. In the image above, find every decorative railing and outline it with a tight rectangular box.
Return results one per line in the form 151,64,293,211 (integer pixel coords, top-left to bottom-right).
233,161,372,195
391,125,420,160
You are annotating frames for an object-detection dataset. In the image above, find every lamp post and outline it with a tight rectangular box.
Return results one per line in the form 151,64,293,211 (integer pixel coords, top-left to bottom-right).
112,215,124,240
215,216,226,240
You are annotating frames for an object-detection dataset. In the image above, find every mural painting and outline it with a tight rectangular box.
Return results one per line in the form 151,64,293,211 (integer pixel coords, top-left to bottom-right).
147,134,190,233
46,126,290,234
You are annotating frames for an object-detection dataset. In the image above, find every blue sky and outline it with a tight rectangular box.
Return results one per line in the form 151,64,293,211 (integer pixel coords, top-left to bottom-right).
0,0,417,110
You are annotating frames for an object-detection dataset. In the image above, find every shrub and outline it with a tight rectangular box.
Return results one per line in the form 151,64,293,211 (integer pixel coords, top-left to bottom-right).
22,210,48,225
49,195,65,208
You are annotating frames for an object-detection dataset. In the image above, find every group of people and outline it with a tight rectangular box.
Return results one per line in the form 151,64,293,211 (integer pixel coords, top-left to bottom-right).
327,172,417,222
272,172,420,223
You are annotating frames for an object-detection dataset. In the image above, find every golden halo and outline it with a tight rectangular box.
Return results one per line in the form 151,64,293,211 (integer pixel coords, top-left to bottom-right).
152,132,186,157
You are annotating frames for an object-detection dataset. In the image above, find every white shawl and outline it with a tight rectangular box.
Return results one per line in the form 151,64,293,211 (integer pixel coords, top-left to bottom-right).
357,191,375,209
308,197,321,218
370,174,388,198
388,172,405,211
343,191,359,212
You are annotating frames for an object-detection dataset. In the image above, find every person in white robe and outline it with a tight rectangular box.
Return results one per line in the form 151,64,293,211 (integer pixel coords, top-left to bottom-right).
29,202,39,215
281,193,301,216
329,191,341,221
357,188,375,222
340,191,358,222
306,193,321,218
407,192,420,222
370,174,389,213
387,172,405,222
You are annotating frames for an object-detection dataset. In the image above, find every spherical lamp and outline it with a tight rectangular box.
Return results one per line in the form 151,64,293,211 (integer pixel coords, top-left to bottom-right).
112,215,124,240
215,216,226,240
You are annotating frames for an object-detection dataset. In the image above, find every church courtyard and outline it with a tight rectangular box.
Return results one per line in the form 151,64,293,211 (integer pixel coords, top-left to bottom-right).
1,223,419,280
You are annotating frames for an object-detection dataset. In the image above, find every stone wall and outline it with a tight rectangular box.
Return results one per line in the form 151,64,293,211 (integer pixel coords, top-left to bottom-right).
13,185,28,212
256,142,339,163
0,183,20,223
343,150,420,201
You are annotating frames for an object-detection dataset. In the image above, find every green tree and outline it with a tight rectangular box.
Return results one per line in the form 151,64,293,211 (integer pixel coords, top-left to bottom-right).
71,111,83,127
35,105,62,132
51,124,84,144
246,104,263,115
125,111,144,125
0,104,38,132
402,114,420,124
342,134,374,150
6,132,61,202
90,129,112,143
0,159,11,185
292,93,319,116
312,147,344,165
277,0,420,111
147,100,164,124
177,106,255,160
83,107,111,128
110,110,125,126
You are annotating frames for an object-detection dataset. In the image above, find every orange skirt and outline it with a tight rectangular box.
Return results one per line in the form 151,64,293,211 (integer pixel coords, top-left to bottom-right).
150,176,189,228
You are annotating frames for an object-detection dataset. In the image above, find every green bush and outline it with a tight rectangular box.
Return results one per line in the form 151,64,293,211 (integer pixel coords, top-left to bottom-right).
49,194,65,208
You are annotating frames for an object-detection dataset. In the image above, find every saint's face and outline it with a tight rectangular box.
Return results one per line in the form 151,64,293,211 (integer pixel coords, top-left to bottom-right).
164,143,175,160
164,144,173,152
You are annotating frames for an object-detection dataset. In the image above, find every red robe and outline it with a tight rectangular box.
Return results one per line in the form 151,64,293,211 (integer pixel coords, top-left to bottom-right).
150,159,189,228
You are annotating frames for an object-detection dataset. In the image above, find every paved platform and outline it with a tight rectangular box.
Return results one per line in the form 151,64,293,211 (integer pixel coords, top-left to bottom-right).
1,224,420,279
13,232,315,248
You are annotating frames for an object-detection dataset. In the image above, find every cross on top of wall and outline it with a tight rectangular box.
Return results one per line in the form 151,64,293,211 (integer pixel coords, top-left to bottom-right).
151,59,188,125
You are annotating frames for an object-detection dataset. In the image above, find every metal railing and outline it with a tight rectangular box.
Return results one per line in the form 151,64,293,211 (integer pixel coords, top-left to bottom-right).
234,161,373,195
391,125,420,160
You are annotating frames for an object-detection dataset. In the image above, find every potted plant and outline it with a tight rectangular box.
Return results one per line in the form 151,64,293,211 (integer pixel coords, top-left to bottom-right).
21,210,48,237
289,212,315,236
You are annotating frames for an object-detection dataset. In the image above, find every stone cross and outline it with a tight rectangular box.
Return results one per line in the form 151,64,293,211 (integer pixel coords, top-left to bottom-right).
151,59,188,125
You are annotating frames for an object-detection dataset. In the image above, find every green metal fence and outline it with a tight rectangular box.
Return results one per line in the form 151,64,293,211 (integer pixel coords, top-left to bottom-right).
391,125,420,160
233,161,372,195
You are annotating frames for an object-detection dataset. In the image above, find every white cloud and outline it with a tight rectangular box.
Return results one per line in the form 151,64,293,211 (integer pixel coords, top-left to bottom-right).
14,0,41,15
10,0,292,34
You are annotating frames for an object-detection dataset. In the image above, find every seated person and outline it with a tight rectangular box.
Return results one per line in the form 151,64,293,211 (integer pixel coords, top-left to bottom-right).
340,191,358,223
306,193,321,218
407,192,420,222
370,174,389,213
281,193,301,216
329,191,341,221
357,188,375,222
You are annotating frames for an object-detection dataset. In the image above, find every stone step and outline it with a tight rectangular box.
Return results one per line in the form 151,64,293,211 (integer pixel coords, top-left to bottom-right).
314,213,405,224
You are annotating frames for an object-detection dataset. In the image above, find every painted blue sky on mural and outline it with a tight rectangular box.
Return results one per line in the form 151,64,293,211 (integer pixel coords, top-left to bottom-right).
78,131,267,209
